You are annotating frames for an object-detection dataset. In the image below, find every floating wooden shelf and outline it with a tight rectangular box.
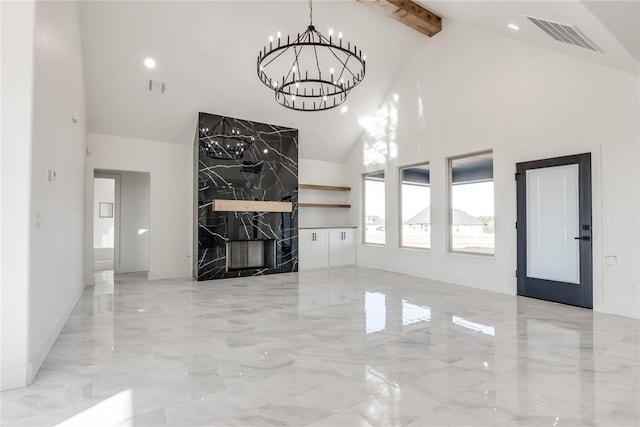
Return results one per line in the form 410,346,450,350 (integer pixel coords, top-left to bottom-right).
299,184,351,192
299,203,351,209
212,199,292,213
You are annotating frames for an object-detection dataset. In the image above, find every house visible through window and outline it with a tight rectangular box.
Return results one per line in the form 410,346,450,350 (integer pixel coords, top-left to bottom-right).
449,151,494,255
364,171,385,245
400,163,430,249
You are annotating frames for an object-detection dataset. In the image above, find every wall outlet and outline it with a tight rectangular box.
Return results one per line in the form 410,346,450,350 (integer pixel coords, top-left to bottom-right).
630,284,638,292
48,169,56,181
605,255,617,266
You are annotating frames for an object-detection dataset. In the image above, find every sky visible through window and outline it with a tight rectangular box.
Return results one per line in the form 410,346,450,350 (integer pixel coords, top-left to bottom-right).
366,180,494,220
451,181,494,218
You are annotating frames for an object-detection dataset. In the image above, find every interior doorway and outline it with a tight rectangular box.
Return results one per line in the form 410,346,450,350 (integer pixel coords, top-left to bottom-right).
93,174,117,272
516,153,593,308
92,170,151,275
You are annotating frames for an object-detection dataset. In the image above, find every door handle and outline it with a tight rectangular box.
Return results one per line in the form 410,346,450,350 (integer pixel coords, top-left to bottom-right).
574,236,591,241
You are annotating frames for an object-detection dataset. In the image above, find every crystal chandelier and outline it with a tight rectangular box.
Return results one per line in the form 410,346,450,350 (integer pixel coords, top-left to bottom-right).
256,0,366,112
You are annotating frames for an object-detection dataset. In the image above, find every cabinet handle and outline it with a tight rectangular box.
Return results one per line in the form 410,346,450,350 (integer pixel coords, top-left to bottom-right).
312,232,316,241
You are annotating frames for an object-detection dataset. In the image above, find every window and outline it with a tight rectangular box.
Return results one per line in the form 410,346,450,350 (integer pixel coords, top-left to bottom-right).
364,171,385,245
449,151,494,255
400,163,430,249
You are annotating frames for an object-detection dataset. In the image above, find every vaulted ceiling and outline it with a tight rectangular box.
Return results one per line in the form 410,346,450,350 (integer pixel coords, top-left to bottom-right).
79,1,639,163
79,1,423,162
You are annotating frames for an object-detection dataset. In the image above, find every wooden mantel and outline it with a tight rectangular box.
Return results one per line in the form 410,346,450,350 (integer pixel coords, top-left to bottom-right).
356,0,442,37
212,199,293,213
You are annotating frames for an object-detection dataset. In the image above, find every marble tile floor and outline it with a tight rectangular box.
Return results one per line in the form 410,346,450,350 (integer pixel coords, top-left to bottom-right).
1,267,639,426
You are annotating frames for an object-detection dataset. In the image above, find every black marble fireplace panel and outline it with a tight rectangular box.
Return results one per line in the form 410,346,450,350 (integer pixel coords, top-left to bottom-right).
194,112,298,281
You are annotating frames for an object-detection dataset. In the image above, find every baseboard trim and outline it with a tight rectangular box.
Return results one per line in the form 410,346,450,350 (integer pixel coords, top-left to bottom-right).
27,283,84,385
0,363,28,391
148,270,193,281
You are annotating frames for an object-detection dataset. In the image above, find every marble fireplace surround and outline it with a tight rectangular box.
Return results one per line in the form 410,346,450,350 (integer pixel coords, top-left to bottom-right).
194,112,299,281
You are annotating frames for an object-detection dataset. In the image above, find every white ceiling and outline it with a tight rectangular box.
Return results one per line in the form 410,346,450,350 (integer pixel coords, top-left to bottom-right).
79,1,423,162
79,1,639,163
421,0,639,75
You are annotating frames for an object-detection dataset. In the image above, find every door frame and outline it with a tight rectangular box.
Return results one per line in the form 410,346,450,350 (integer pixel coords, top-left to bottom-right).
516,153,593,308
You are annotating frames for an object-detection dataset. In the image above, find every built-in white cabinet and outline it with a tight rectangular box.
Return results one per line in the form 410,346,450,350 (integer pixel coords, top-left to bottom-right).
299,229,329,270
299,228,356,270
328,229,356,267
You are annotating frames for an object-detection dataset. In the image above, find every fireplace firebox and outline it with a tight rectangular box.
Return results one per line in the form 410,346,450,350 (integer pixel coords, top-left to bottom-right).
226,240,276,271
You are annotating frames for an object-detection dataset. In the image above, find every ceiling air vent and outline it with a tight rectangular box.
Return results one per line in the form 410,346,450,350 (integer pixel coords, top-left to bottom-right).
527,17,600,52
148,80,166,94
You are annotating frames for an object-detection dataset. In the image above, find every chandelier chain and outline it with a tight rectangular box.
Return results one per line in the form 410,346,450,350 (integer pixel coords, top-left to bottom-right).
309,0,313,26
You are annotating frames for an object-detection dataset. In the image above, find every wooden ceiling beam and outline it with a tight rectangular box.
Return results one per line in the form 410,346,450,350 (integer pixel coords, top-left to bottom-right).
356,0,442,37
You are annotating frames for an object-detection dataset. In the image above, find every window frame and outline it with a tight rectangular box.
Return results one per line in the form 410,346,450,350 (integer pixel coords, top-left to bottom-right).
362,170,386,246
399,161,431,251
447,150,495,257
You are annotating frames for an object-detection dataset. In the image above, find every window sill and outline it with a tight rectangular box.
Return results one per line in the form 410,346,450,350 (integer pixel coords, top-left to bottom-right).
399,246,431,253
448,250,495,259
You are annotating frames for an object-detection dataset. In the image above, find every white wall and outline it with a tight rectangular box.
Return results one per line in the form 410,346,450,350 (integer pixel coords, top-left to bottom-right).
117,171,150,273
1,0,87,390
346,20,640,319
0,0,36,391
298,158,354,228
28,0,87,385
85,133,192,281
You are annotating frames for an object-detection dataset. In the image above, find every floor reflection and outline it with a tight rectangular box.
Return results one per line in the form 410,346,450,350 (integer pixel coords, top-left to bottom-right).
364,291,386,334
452,315,495,336
401,300,431,326
1,267,638,426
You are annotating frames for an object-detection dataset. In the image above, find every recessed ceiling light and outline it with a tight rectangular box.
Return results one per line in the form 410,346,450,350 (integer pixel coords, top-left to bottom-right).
340,106,348,113
508,23,520,31
263,149,268,154
144,58,156,69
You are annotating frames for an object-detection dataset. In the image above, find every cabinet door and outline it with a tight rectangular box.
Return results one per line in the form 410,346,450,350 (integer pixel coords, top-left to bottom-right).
300,229,328,270
328,229,344,267
298,230,315,270
341,229,356,265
